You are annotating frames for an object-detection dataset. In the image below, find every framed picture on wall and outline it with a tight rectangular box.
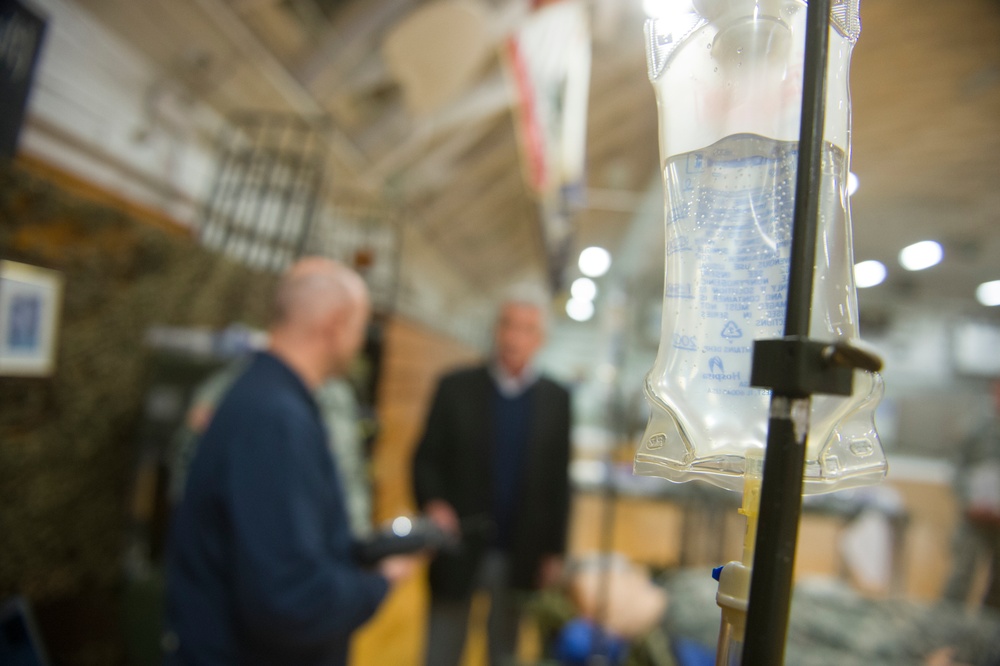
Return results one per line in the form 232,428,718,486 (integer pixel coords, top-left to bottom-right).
0,260,64,377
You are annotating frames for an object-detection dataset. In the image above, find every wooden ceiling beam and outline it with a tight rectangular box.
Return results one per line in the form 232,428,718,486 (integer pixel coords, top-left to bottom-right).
230,0,284,13
294,0,418,98
360,74,512,183
417,150,526,235
189,0,376,181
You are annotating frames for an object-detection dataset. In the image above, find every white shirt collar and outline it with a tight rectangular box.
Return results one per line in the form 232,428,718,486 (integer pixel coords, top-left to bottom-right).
490,361,539,398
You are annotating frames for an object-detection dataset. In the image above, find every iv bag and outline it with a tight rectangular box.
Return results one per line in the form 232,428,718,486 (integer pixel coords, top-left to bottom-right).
634,0,886,494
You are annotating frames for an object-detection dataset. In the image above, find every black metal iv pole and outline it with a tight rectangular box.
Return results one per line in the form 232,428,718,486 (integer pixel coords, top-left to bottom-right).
740,0,882,663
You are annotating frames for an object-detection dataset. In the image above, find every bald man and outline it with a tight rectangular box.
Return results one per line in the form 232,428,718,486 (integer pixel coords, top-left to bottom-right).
163,258,416,666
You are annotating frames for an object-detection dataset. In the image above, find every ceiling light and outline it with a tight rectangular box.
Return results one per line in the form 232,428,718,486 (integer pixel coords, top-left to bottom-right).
854,260,886,288
571,277,597,301
579,246,611,277
566,297,595,322
898,240,943,271
847,172,859,196
977,280,1000,307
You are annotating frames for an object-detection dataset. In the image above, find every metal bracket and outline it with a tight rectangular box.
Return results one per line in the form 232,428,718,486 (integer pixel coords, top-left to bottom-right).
750,336,882,398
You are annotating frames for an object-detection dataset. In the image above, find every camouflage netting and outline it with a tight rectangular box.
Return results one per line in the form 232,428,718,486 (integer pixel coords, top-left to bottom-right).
0,164,277,664
656,569,1000,666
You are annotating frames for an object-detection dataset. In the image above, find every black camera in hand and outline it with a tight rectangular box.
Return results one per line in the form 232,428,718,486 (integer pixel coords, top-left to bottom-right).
352,516,459,566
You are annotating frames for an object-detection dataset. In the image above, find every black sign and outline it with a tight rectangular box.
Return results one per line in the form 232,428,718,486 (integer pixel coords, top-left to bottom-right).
1,0,47,161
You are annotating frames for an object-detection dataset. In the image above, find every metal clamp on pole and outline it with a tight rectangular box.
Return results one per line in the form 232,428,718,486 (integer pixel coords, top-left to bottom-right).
750,337,883,399
741,335,883,666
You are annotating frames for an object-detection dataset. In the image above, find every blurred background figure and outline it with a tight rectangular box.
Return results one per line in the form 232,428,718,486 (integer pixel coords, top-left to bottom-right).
413,290,572,666
314,377,375,539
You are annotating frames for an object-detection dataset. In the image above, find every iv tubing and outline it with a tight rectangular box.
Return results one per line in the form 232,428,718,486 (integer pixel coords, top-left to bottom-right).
714,456,762,666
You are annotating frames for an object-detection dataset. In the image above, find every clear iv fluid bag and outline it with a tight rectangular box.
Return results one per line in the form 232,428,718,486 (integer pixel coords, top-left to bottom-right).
634,0,886,494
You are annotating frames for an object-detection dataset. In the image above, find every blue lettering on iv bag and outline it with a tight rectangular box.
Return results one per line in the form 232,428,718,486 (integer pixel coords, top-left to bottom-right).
635,134,886,494
721,322,743,339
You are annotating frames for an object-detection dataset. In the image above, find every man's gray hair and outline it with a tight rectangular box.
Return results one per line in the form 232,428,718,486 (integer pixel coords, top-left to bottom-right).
497,282,552,329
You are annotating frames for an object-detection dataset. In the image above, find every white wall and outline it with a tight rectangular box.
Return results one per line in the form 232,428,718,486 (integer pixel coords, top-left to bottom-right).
866,305,994,459
18,0,221,226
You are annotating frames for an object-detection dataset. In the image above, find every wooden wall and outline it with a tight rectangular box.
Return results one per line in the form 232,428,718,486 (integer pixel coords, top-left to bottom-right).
352,316,481,666
369,317,480,523
569,478,962,603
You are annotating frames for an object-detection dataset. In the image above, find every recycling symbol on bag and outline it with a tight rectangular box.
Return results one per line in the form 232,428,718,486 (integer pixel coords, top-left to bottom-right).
720,321,743,340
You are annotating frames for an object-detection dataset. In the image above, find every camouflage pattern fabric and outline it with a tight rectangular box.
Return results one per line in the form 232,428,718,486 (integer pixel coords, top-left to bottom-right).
657,569,1000,666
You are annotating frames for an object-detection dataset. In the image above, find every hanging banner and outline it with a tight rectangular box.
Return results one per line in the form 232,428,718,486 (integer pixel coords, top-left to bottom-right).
503,0,591,198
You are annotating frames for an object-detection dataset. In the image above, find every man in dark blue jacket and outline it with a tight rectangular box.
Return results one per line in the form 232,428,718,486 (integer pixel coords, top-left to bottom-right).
164,258,417,665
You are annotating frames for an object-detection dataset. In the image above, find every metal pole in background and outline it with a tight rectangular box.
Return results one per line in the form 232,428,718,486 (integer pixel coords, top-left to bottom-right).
741,0,832,663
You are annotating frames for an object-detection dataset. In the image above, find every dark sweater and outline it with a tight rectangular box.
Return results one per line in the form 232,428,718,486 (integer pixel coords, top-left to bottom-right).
413,365,572,599
489,384,534,550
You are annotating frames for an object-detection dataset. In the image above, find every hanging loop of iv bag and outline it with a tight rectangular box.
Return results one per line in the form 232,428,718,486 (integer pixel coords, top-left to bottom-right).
634,0,886,494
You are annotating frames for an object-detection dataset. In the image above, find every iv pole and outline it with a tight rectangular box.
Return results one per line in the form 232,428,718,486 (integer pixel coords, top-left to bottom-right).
740,0,882,663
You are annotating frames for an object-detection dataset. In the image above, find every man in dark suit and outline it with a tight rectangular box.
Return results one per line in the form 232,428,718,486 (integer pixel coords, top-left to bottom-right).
413,292,572,666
